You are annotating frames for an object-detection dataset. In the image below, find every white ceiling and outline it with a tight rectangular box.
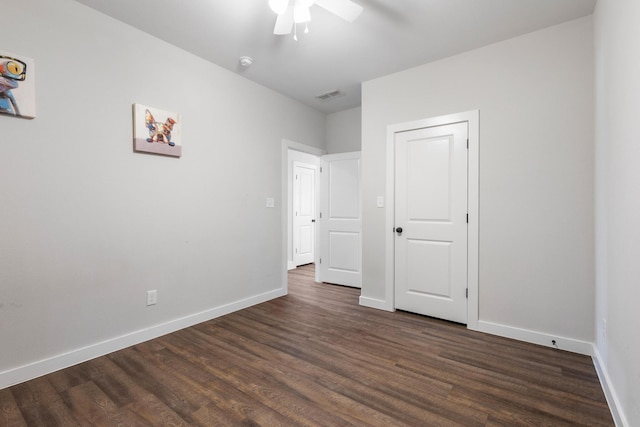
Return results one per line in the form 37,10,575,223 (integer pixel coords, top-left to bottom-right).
73,0,596,114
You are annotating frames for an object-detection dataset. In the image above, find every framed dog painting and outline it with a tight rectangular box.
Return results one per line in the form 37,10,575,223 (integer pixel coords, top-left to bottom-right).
133,103,182,157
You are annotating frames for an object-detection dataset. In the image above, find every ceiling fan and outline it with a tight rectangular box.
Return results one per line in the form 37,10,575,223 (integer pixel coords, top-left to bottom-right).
269,0,363,39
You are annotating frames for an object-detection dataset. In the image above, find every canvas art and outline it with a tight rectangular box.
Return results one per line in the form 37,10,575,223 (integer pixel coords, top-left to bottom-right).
133,103,182,157
0,51,36,119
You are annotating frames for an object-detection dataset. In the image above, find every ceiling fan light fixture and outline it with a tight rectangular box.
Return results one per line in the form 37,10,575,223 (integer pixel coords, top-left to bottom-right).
293,1,311,23
270,0,362,37
268,0,289,14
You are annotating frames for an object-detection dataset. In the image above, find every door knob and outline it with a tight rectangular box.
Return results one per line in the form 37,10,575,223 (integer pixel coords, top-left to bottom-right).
395,227,403,234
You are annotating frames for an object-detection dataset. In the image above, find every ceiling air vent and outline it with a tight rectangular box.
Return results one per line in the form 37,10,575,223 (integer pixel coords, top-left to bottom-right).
314,89,344,102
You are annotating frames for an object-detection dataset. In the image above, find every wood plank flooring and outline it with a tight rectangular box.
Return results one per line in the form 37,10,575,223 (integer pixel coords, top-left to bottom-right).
1,264,614,426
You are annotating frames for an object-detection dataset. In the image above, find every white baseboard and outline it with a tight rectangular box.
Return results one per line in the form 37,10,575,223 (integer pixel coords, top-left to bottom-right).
0,288,286,390
287,260,296,270
477,320,593,355
593,346,629,427
359,296,394,312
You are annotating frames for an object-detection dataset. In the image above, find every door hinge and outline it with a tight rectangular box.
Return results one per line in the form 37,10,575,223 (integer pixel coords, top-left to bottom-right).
467,138,469,149
466,214,469,223
319,258,322,264
320,167,323,173
319,212,322,218
466,288,469,298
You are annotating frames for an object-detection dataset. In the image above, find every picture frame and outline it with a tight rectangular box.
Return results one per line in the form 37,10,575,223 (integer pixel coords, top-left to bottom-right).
133,103,182,157
0,50,36,119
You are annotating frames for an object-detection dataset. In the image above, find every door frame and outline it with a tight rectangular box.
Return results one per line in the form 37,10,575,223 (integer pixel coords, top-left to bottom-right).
281,139,326,292
385,111,479,331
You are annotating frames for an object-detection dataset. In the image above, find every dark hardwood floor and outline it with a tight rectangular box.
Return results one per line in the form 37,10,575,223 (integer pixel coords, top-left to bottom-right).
1,264,613,426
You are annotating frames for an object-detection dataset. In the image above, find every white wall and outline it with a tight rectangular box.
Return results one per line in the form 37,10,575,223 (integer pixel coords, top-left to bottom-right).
361,18,594,347
326,107,362,154
594,0,640,425
0,0,326,387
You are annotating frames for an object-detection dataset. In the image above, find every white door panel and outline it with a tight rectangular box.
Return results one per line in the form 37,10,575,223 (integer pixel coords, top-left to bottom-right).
395,123,468,323
328,160,360,218
319,152,361,288
406,240,452,298
299,225,312,254
328,231,360,272
407,137,452,221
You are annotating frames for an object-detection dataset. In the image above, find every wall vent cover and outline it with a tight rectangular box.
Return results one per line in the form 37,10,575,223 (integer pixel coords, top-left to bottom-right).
314,89,344,102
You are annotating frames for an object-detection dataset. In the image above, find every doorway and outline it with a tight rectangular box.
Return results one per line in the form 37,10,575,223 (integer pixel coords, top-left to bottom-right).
293,161,317,267
285,145,321,273
281,141,363,292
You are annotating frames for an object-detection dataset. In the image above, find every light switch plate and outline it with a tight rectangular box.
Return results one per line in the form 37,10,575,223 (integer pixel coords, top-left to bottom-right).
147,290,157,306
266,197,275,208
376,196,384,208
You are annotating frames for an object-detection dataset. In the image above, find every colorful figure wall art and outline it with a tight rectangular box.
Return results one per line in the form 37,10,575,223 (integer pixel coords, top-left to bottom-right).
0,51,35,119
133,103,182,157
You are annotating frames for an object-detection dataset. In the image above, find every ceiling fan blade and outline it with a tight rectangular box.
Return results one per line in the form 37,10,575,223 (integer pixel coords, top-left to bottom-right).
274,4,294,34
314,0,362,22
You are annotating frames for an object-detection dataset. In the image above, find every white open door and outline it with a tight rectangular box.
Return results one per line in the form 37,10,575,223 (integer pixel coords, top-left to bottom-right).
293,162,316,266
318,152,361,288
394,122,468,324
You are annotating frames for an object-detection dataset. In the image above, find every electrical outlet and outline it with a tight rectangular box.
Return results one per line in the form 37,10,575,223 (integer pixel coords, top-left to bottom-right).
147,290,157,306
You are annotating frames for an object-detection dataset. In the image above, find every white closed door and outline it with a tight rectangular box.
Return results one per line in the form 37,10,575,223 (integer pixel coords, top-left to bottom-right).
394,122,468,323
319,152,361,288
293,162,316,266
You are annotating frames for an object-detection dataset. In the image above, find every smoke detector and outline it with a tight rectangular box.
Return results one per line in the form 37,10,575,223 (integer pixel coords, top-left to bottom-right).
239,56,254,67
